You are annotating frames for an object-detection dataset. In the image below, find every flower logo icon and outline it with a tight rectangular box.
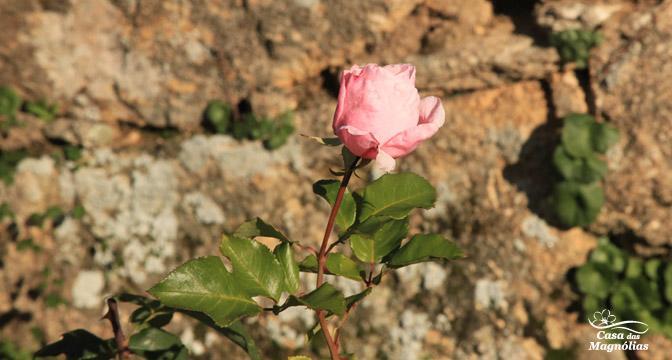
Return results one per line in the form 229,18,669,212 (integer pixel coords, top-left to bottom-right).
593,309,616,326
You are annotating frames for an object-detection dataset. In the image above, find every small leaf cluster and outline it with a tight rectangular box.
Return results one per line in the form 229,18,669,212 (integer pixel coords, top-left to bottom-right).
36,294,262,360
147,170,462,355
0,340,32,360
0,86,59,128
575,238,672,338
552,114,618,227
0,149,27,185
23,99,59,122
550,29,602,69
203,100,294,150
0,86,22,129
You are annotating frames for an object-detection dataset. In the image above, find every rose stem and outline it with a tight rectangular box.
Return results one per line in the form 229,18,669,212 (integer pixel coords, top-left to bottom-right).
103,298,129,359
316,156,360,360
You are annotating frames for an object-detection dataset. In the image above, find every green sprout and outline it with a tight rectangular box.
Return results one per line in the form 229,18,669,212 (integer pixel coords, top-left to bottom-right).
24,99,59,122
204,100,231,134
63,145,82,161
550,29,602,69
204,100,295,150
575,238,672,338
0,150,28,185
551,114,618,227
0,86,22,131
0,86,21,117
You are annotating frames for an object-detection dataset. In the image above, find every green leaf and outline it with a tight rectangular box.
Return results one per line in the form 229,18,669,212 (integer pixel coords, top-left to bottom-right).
387,234,463,268
263,112,294,150
591,122,619,153
589,238,626,273
298,254,362,281
148,256,261,327
582,295,603,317
630,279,662,310
274,242,300,294
341,146,358,169
234,218,291,243
301,134,341,146
0,340,32,360
325,253,361,281
350,219,408,263
220,235,289,301
581,153,608,182
71,204,86,219
63,145,82,162
313,179,357,230
553,146,580,180
561,114,595,157
250,118,274,141
129,301,173,328
299,255,319,272
0,86,21,116
179,312,262,360
129,327,182,352
289,356,313,360
358,173,436,222
0,202,14,220
575,263,615,299
24,99,58,122
665,263,672,303
611,282,641,316
645,259,661,280
116,293,262,359
34,329,116,359
553,181,604,227
554,146,607,183
625,257,643,279
345,288,372,310
231,119,252,140
204,101,231,134
292,283,346,316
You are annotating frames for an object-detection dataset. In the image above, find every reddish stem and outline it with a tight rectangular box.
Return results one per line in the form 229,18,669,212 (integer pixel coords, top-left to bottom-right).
316,157,359,360
103,298,129,359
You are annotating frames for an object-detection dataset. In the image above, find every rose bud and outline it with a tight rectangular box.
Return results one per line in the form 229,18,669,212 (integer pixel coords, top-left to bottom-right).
332,63,445,171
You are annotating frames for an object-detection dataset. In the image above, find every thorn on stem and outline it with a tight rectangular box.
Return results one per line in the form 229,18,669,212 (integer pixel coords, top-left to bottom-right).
103,298,130,359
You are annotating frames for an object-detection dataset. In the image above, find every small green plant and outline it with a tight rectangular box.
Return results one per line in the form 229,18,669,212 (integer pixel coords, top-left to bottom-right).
203,100,294,150
25,206,66,228
24,99,59,122
0,340,32,360
16,238,42,253
0,150,28,185
63,145,83,161
550,29,602,69
552,113,618,227
575,238,672,338
0,86,21,113
72,204,86,219
0,86,22,130
0,202,14,220
204,100,231,134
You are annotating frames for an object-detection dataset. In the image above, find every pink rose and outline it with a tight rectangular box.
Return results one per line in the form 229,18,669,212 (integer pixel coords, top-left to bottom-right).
332,63,445,171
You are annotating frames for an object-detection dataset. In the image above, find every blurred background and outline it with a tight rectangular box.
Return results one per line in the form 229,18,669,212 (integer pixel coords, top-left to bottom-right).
1,0,671,359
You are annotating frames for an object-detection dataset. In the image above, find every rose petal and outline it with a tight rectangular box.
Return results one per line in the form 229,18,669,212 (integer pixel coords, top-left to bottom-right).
383,64,416,82
335,125,379,158
335,64,420,143
380,96,445,158
375,149,396,172
333,67,357,131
